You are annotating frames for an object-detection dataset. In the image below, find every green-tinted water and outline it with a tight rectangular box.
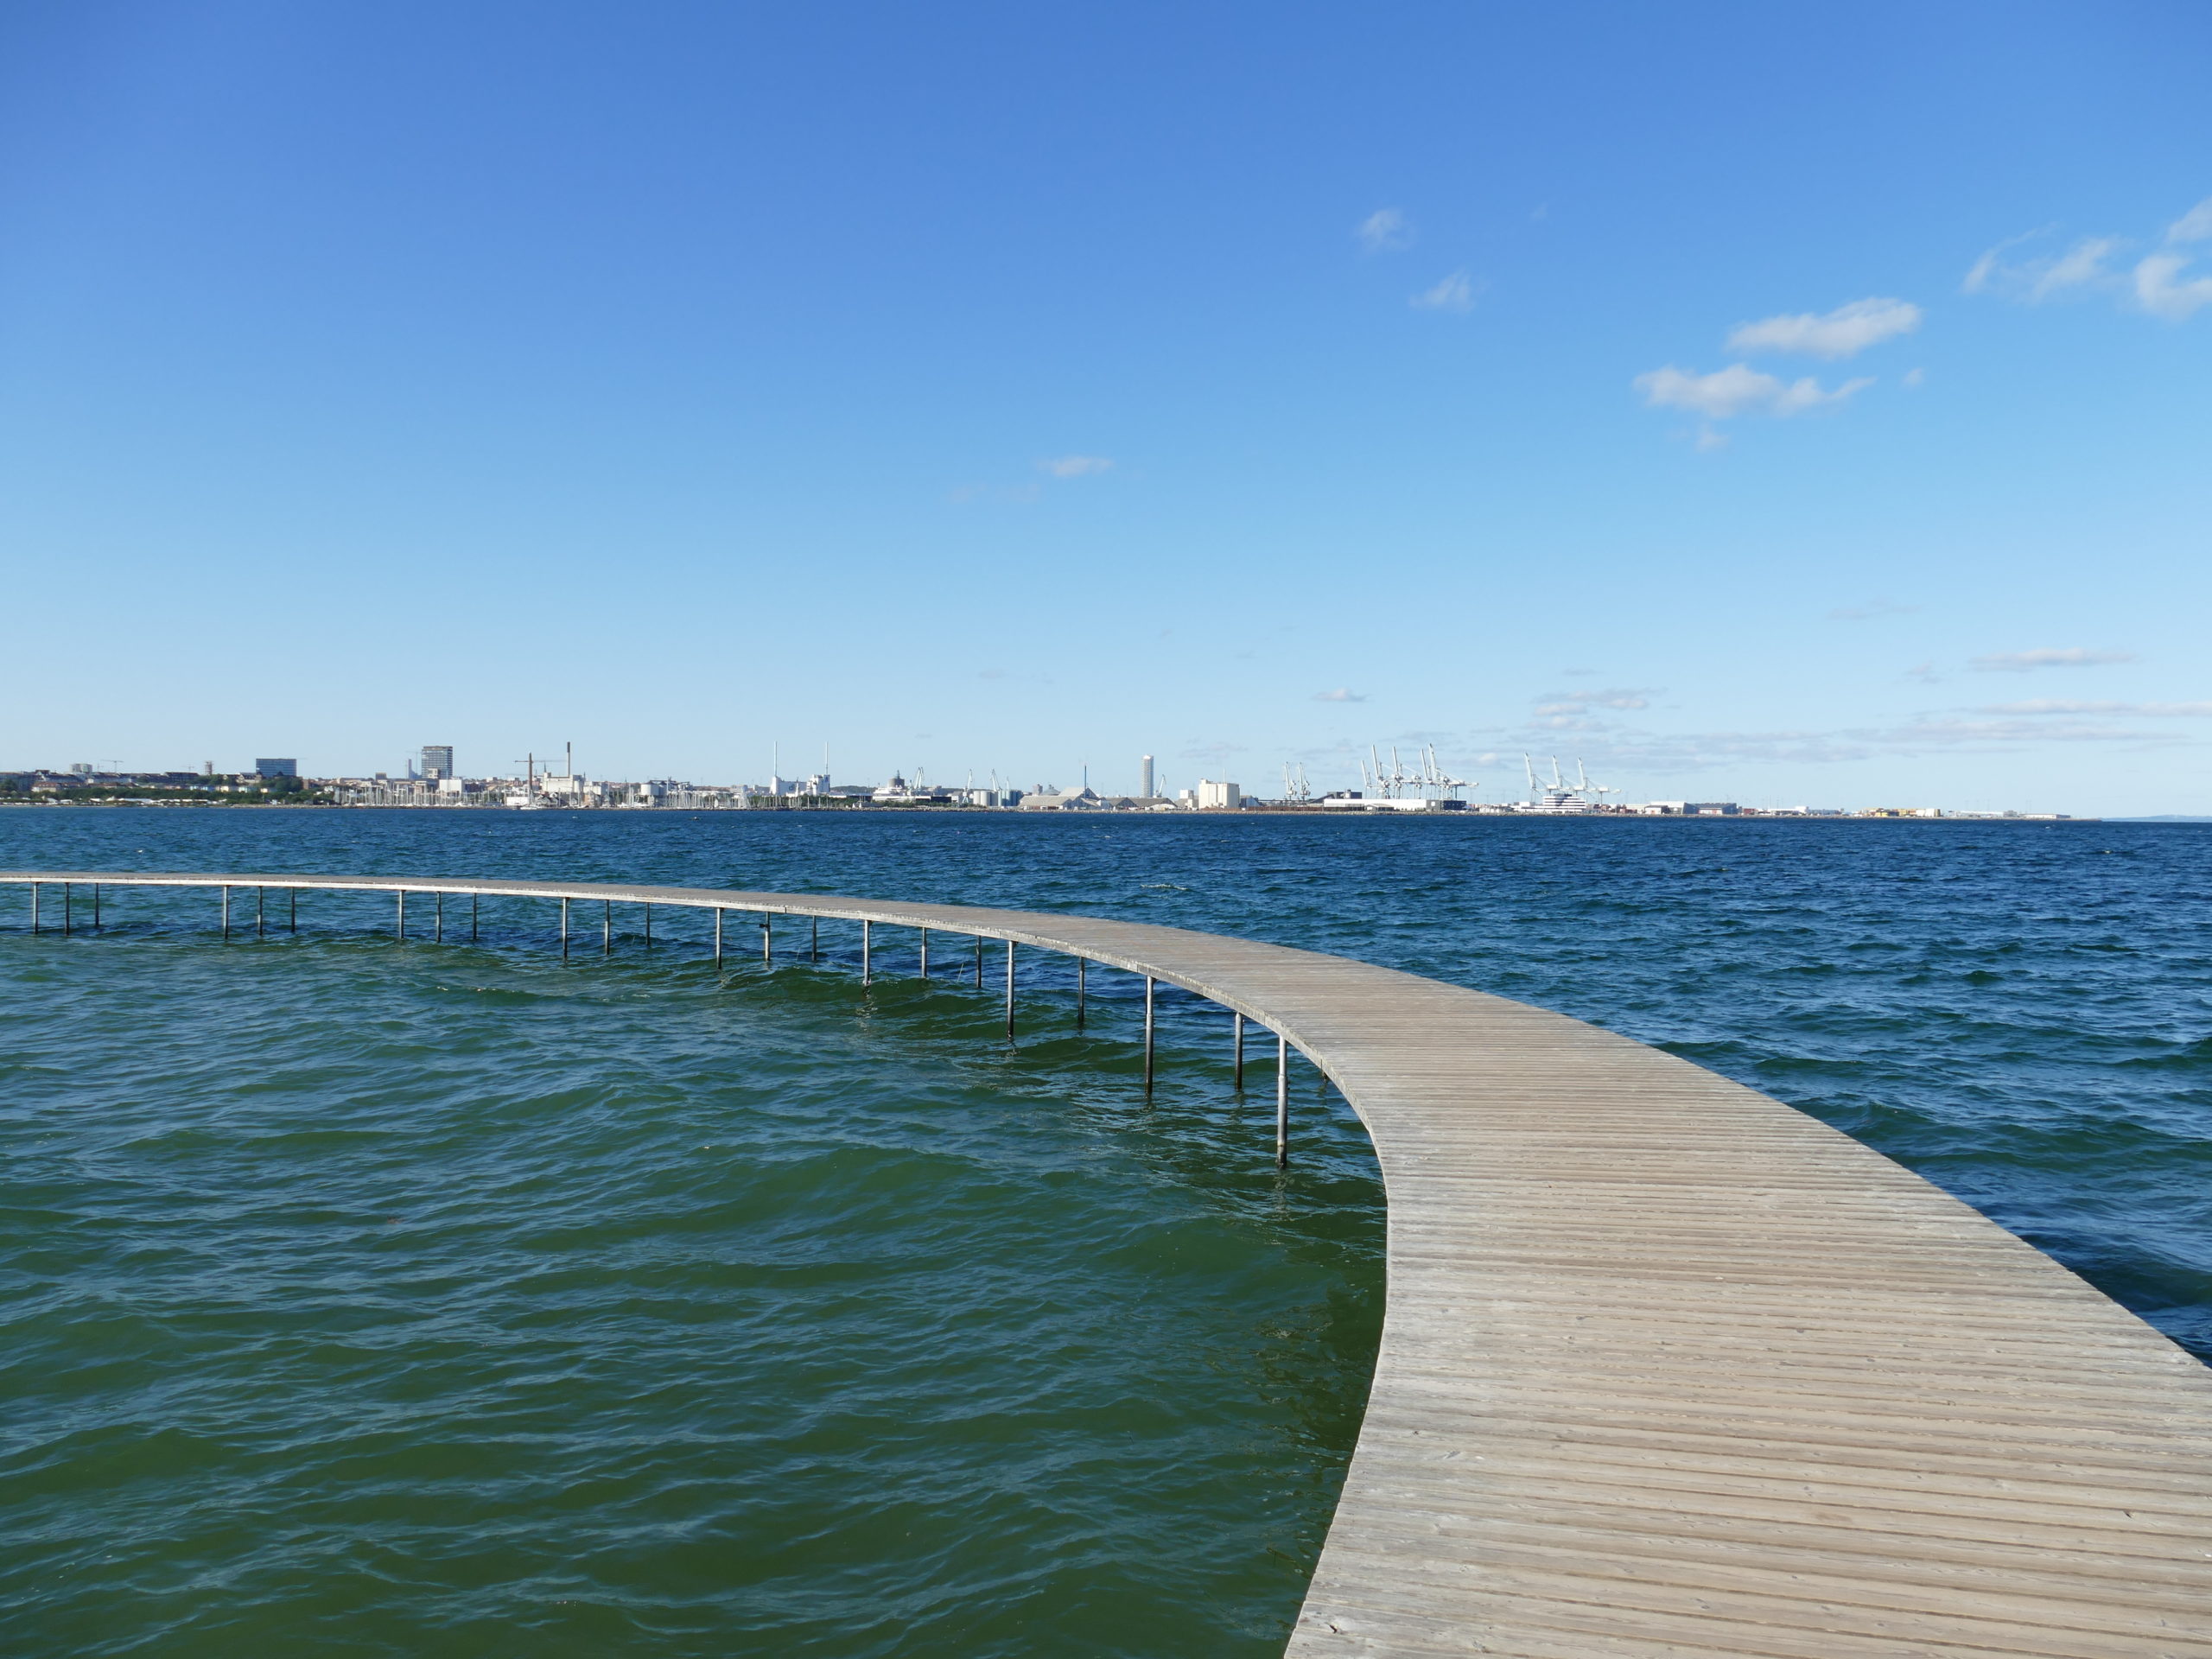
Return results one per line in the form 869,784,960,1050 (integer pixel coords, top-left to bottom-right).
4,807,2209,1655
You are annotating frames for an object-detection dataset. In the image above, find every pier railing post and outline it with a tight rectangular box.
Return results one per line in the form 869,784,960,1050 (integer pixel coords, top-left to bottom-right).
862,919,872,985
715,908,724,963
1077,957,1086,1029
29,881,38,933
220,886,229,939
256,887,264,938
919,927,928,978
468,892,475,941
63,882,72,935
1144,976,1155,1092
974,933,982,986
92,883,100,930
1233,1012,1244,1091
602,899,611,955
762,914,772,964
561,897,570,957
292,890,299,933
644,903,652,948
435,892,444,943
1275,1035,1289,1167
1004,940,1015,1038
397,890,405,938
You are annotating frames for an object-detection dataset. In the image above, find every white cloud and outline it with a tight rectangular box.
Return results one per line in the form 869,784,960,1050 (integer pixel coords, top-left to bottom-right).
1357,208,1412,253
1634,363,1872,421
2031,237,2121,299
2167,197,2212,244
2133,252,2212,321
1978,699,2212,716
1902,366,1925,387
1410,270,1478,312
1313,688,1366,702
1969,647,2136,671
1038,455,1113,479
1966,200,2212,322
1963,232,2120,302
1725,297,1922,359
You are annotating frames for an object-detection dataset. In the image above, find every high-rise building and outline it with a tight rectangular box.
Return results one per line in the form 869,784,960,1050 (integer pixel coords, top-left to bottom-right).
422,745,454,780
255,758,297,779
1141,753,1154,798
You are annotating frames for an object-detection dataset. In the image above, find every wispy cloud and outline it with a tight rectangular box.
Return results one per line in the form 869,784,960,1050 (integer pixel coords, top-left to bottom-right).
1965,197,2212,322
1827,599,1917,621
1356,207,1412,253
1038,454,1113,479
1313,688,1366,702
1726,297,1922,359
1977,699,2212,716
1970,647,2136,672
1410,270,1478,312
1535,687,1655,715
1635,364,1872,422
2171,197,2212,245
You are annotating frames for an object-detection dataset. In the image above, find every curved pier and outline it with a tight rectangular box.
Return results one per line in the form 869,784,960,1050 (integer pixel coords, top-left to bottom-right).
9,870,2212,1656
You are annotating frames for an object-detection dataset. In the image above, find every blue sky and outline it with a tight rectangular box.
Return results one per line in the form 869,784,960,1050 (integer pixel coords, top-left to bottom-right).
3,1,2209,811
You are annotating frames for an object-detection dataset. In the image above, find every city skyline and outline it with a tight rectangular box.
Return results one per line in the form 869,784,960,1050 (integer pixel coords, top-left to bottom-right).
3,4,2208,815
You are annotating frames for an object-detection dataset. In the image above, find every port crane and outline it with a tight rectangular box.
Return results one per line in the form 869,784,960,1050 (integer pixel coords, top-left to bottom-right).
1360,745,1477,801
1521,754,1618,812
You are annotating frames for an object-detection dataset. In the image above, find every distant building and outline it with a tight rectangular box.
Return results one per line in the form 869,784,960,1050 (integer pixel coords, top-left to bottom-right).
1195,779,1242,810
255,758,298,779
1141,754,1154,798
1020,786,1103,811
421,745,454,780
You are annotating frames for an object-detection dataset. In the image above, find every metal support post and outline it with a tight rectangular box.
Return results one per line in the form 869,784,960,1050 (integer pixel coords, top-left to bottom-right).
975,933,983,986
561,897,570,957
762,914,772,963
435,892,444,943
397,891,405,938
290,890,298,933
92,883,101,929
1004,941,1016,1039
1233,1013,1245,1091
63,882,72,935
1275,1035,1289,1167
715,909,723,963
1077,958,1086,1028
29,882,38,933
602,899,611,954
469,893,476,941
256,887,264,938
918,927,928,978
1143,976,1155,1092
219,886,228,938
643,904,652,948
811,917,819,961
862,919,872,985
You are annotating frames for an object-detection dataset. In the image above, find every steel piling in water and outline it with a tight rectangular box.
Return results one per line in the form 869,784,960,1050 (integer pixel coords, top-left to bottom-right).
602,899,611,955
1233,1011,1244,1091
1077,957,1086,1028
92,883,100,930
714,908,723,963
256,887,264,938
762,914,771,964
63,882,72,935
29,881,38,933
219,886,228,939
862,919,871,985
1144,976,1155,1092
918,927,928,978
1004,940,1015,1038
1275,1034,1289,1167
435,892,443,944
561,897,570,957
397,891,405,938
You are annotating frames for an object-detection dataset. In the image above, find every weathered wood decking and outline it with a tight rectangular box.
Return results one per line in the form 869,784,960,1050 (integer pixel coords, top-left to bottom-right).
10,870,2212,1656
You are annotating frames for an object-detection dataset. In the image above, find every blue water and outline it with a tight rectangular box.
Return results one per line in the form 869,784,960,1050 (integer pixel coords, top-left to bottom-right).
3,808,2208,1656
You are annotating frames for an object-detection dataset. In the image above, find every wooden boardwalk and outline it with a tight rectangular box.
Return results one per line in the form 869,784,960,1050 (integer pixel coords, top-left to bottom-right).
10,870,2212,1656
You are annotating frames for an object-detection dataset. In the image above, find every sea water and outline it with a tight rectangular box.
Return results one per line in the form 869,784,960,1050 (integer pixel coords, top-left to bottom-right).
2,809,2206,1656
